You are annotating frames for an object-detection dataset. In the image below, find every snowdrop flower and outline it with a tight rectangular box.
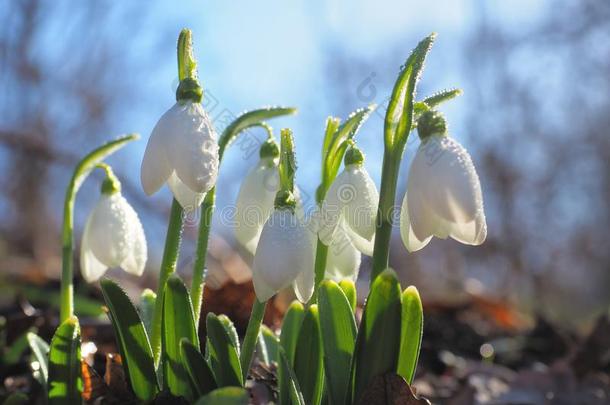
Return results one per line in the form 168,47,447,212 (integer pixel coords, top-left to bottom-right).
234,139,280,254
400,110,487,252
252,191,315,302
140,99,219,211
80,171,147,282
319,145,379,256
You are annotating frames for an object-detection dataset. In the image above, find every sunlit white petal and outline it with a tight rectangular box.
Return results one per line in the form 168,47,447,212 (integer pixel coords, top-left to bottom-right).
399,192,432,252
141,123,172,195
80,215,108,282
120,203,147,276
235,160,279,254
325,223,361,282
167,172,205,211
167,102,219,193
253,210,314,302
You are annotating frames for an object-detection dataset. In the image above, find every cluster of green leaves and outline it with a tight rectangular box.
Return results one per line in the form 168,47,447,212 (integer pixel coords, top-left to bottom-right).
264,269,423,405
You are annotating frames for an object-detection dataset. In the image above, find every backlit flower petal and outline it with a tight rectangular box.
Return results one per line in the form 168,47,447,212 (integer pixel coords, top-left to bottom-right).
141,114,172,195
235,160,279,254
325,224,361,281
168,102,219,194
253,210,314,302
167,172,205,211
120,203,147,276
399,192,432,252
80,214,108,282
87,194,132,267
410,135,481,224
340,165,378,242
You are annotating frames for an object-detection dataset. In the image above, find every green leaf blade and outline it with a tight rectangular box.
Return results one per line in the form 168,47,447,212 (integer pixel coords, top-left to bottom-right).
100,279,158,401
279,301,305,405
194,386,249,405
180,339,217,398
206,313,243,387
351,268,402,403
48,316,82,405
279,349,306,405
218,107,297,159
326,105,376,185
293,305,324,405
259,325,280,365
162,275,200,400
397,286,424,383
384,33,435,149
318,280,357,405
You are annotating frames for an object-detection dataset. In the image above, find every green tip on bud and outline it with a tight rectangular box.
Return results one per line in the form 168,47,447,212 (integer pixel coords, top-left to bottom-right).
176,77,203,103
259,138,280,160
344,144,365,166
99,164,121,195
417,110,448,140
274,189,296,211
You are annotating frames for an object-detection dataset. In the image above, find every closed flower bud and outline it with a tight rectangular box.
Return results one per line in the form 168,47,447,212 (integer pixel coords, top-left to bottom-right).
80,187,147,283
140,101,219,211
252,208,314,302
400,116,486,252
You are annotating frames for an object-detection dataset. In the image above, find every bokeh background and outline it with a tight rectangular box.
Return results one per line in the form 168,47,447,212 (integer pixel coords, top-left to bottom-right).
1,0,609,332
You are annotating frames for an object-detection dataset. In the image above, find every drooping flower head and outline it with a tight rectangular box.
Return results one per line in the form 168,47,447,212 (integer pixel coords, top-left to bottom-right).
400,110,487,252
251,129,315,302
235,138,280,254
81,167,147,282
319,144,379,256
140,40,219,211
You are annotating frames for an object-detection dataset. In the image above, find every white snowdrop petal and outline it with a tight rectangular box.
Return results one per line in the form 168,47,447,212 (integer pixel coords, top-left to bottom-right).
413,136,481,224
343,220,375,257
341,165,379,242
167,172,205,211
399,193,432,253
253,210,314,301
406,188,437,243
169,103,219,194
120,203,147,276
141,115,172,195
449,210,487,246
319,180,343,246
293,264,315,303
252,265,278,302
88,194,132,267
235,161,279,254
325,224,361,281
80,215,108,282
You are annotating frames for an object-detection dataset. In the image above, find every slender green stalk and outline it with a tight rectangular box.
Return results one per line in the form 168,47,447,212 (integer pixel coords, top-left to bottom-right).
150,199,184,365
190,189,215,324
59,134,138,322
371,153,400,280
311,240,328,303
239,299,267,381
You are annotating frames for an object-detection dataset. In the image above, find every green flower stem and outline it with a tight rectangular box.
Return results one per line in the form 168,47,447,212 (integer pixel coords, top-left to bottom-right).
239,299,267,381
59,134,138,323
312,239,328,303
371,152,401,280
190,189,215,324
150,198,184,365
